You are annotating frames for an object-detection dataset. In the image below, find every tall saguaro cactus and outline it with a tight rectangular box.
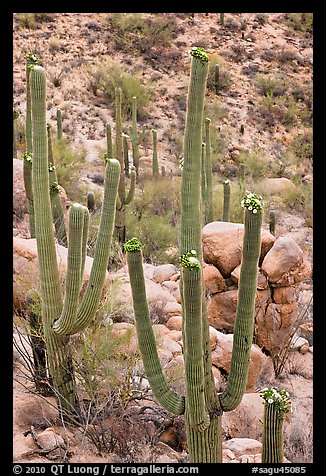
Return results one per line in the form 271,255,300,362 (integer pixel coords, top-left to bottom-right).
130,96,140,178
125,48,264,463
222,179,231,222
24,52,39,238
56,108,63,141
114,87,136,245
203,117,214,224
260,387,291,463
30,64,120,419
47,123,68,246
151,128,159,179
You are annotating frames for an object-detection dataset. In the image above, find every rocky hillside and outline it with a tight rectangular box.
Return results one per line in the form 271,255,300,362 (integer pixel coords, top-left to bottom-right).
13,12,313,465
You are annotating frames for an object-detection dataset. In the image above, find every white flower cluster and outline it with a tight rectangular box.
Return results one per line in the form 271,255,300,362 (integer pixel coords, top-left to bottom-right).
241,191,263,213
260,387,291,414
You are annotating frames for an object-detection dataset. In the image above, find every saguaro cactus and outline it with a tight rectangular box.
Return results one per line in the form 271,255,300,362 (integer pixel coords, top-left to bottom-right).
122,133,130,177
56,108,63,141
114,87,136,245
214,64,220,95
125,48,264,463
203,117,214,224
105,122,113,160
130,96,140,177
87,191,96,212
24,52,39,238
151,128,159,179
13,108,20,158
30,64,120,418
260,387,291,463
47,123,68,246
222,179,231,222
269,209,276,236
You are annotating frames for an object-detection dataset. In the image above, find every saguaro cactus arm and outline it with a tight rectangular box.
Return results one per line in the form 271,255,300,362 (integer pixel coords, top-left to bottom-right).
261,387,291,463
222,179,231,222
204,117,214,224
125,166,136,205
220,192,263,411
151,128,159,179
125,238,185,415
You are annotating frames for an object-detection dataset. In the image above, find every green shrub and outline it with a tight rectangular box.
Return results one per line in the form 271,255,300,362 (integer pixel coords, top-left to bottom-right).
107,13,179,55
236,150,276,181
283,13,313,36
51,137,87,201
206,54,232,93
86,60,152,120
15,13,55,29
290,130,313,162
256,74,287,97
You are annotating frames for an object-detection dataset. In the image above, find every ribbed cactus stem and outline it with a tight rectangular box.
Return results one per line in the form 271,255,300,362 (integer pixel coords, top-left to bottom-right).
131,96,140,177
151,128,159,179
115,87,126,244
125,239,185,415
201,142,207,213
220,192,263,411
239,162,246,197
204,118,214,224
220,13,225,26
56,108,63,140
214,64,220,95
106,123,113,160
122,133,130,177
261,387,291,463
125,166,136,205
24,53,39,238
222,179,231,222
87,191,95,212
30,65,78,417
47,124,68,246
13,109,20,158
269,210,276,236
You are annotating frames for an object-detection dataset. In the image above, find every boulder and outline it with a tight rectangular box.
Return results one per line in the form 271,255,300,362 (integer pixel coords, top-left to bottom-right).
203,264,227,294
211,331,268,392
152,264,178,284
202,221,275,277
13,237,109,311
261,236,304,286
223,438,262,458
222,393,263,440
207,288,271,333
259,177,296,195
273,285,296,304
166,315,183,331
231,265,268,290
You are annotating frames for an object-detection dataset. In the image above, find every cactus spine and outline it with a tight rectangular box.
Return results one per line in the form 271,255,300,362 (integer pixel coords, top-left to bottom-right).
56,108,63,140
261,387,291,463
47,124,68,246
114,87,136,245
151,128,159,179
30,65,120,419
126,48,264,462
222,179,231,222
203,117,214,224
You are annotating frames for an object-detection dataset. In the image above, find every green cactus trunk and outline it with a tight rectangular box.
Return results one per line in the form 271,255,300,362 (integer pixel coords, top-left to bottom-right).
130,96,140,178
125,49,263,463
222,180,231,221
47,124,68,246
214,64,220,95
106,122,113,160
13,109,20,158
30,65,120,420
269,210,276,236
123,134,130,177
220,13,225,26
262,404,285,463
87,191,96,212
24,56,38,238
203,118,214,224
114,88,136,245
56,108,63,141
151,128,159,179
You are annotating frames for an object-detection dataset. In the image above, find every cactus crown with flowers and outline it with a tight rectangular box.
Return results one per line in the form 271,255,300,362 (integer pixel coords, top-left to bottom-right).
260,386,291,416
241,191,263,214
124,237,142,252
179,249,201,270
189,46,209,62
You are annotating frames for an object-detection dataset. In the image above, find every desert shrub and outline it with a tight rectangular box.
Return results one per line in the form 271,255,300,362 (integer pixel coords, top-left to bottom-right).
236,149,276,181
15,13,55,29
107,13,179,56
51,137,87,201
290,130,313,162
85,60,152,120
284,417,313,463
206,54,232,93
254,13,267,25
204,98,228,123
126,177,181,264
256,73,288,97
283,13,313,36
